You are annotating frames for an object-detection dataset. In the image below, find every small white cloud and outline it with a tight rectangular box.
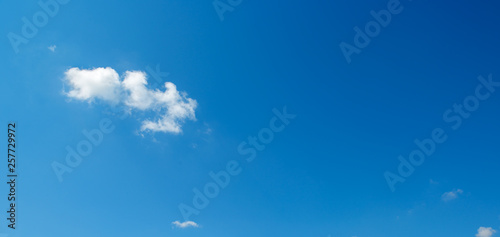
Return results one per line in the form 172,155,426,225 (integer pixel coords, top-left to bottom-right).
64,67,122,104
476,227,496,237
122,71,155,110
139,81,197,134
172,220,199,229
441,189,463,202
48,45,56,52
63,67,197,134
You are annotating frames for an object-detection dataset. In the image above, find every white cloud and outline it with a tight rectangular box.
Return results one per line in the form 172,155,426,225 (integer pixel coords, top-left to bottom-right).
64,67,197,134
171,220,199,228
48,45,56,52
65,67,122,104
476,227,496,237
441,189,463,202
122,71,155,110
140,82,197,133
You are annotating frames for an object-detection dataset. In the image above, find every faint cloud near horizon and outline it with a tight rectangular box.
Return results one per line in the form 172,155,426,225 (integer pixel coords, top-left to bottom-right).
172,220,199,229
441,189,463,202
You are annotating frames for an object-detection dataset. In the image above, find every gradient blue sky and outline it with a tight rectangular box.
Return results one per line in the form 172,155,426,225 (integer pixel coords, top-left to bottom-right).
1,0,500,236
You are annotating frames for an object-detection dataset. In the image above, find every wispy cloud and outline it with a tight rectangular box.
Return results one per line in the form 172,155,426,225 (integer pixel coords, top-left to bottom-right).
48,45,56,52
171,220,199,229
63,67,197,134
476,227,496,237
441,189,463,202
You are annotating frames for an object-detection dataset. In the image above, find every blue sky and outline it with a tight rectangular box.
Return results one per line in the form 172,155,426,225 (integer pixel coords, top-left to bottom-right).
1,0,500,236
